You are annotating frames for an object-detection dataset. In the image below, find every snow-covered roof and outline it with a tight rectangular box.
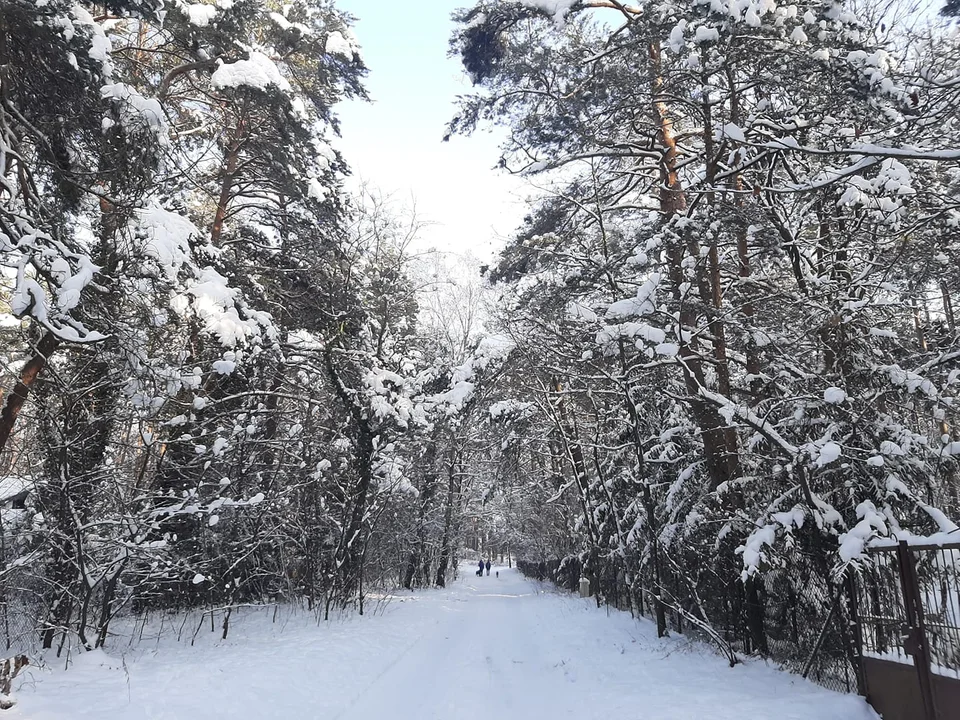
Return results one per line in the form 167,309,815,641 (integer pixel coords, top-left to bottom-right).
0,476,34,503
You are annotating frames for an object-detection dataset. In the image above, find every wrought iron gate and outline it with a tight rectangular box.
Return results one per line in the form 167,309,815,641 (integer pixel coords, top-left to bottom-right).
852,540,960,720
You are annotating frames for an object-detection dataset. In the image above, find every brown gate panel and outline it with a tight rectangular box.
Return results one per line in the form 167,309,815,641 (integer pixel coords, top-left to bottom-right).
863,657,960,720
934,673,960,720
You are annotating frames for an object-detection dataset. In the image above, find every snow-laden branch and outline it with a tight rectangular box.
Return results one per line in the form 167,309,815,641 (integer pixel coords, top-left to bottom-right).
697,386,799,456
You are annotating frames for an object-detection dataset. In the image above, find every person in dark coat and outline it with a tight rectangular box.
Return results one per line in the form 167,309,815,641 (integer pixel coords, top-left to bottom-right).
477,560,484,577
485,560,491,576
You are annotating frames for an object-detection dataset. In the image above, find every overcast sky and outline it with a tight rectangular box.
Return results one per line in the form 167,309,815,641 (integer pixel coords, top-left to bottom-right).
333,0,530,261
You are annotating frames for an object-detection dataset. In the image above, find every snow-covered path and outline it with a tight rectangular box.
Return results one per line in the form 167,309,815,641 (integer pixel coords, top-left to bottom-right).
14,566,877,719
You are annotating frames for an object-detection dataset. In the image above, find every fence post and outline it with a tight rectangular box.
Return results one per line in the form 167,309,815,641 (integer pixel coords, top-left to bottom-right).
579,577,590,598
801,599,838,680
895,541,938,720
844,571,867,696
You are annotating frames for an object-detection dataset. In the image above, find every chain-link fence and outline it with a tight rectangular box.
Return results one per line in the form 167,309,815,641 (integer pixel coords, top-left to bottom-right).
0,555,41,657
761,567,861,693
518,551,862,695
0,583,38,656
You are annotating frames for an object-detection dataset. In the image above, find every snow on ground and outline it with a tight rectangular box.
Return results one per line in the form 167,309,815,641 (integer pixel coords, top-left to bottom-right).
12,566,877,719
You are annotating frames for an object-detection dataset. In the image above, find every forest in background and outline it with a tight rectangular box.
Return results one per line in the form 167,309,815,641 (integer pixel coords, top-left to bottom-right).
0,0,958,692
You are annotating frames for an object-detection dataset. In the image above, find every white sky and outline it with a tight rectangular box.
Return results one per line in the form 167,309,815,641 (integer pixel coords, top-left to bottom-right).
333,0,531,261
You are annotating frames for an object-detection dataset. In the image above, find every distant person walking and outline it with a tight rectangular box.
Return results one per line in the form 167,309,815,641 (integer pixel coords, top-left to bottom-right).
477,560,484,577
485,560,491,576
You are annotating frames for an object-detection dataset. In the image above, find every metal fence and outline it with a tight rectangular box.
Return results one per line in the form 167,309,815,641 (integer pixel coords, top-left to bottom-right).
762,566,861,694
0,561,40,657
0,514,41,657
852,541,960,720
517,551,861,695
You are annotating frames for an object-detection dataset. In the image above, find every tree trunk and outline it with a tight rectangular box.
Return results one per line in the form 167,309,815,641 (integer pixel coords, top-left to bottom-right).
0,329,59,458
649,41,738,492
404,439,438,589
434,447,461,588
210,115,245,247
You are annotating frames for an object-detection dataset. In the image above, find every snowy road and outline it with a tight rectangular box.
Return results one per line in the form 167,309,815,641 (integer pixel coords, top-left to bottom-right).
14,565,877,719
